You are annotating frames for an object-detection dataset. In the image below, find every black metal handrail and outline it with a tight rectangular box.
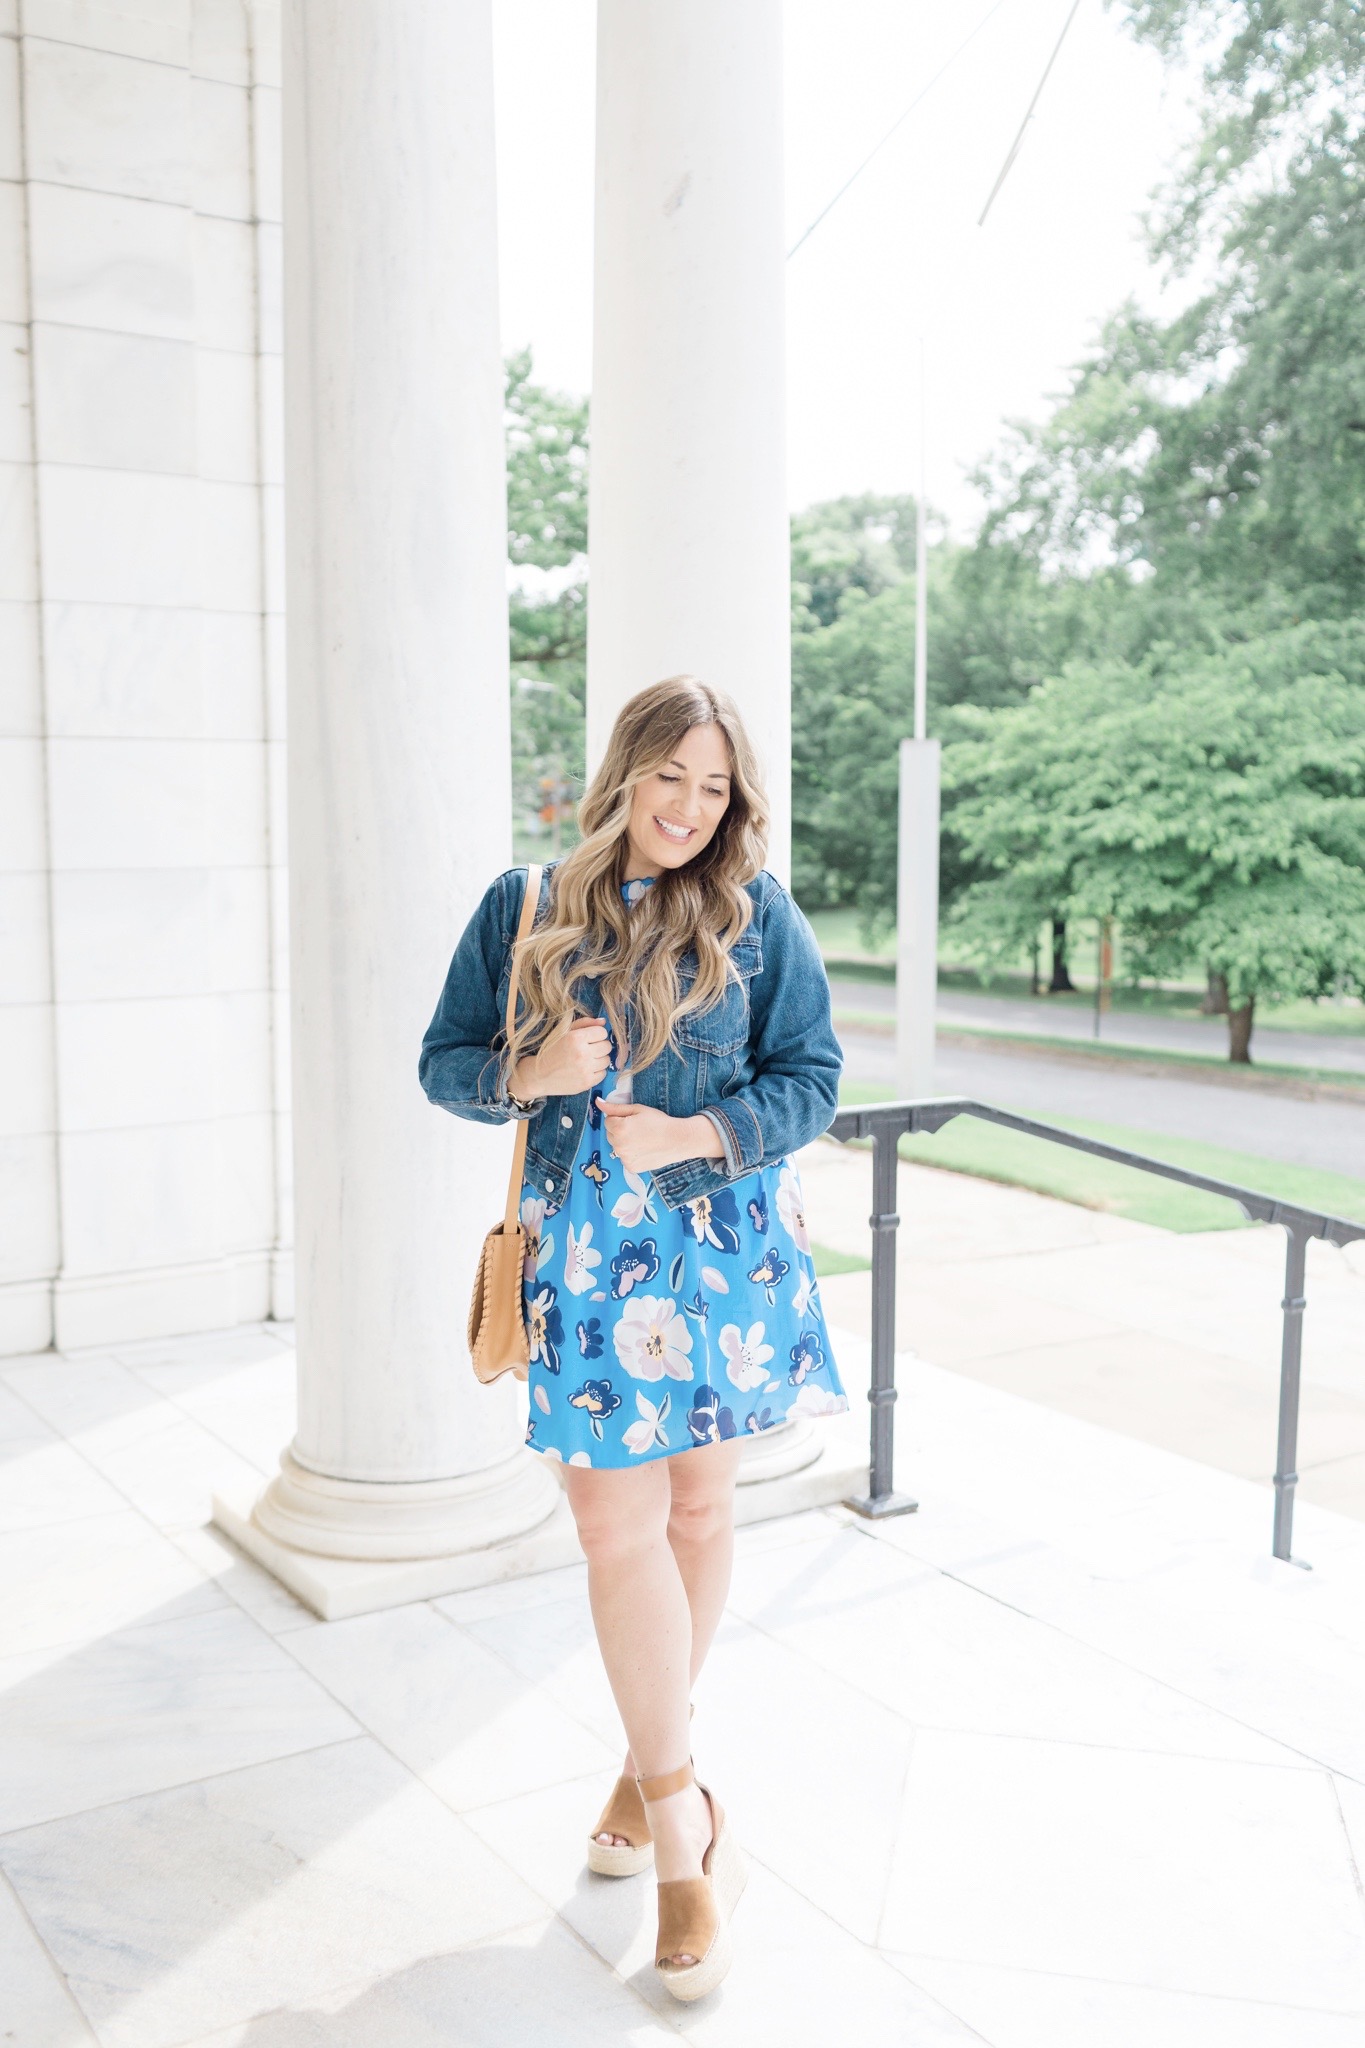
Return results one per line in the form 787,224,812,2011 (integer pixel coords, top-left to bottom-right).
828,1096,1365,1566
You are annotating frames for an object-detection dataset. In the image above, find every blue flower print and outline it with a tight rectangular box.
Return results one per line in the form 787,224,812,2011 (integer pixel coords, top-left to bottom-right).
684,1188,741,1256
744,1405,776,1435
576,1316,604,1361
580,1151,610,1206
569,1376,623,1442
526,1283,564,1375
682,1286,711,1325
687,1384,736,1445
610,1236,660,1300
788,1331,826,1387
748,1245,791,1305
747,1190,769,1235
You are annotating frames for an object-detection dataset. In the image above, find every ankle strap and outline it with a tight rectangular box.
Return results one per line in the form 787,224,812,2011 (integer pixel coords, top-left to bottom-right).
636,1759,694,1802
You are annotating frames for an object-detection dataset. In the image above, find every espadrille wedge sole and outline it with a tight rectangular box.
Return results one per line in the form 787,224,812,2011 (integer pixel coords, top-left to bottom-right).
638,1762,747,2004
586,1774,653,1877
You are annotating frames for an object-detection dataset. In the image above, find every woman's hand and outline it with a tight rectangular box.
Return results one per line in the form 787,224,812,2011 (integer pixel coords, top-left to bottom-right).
510,1016,611,1100
600,1102,726,1173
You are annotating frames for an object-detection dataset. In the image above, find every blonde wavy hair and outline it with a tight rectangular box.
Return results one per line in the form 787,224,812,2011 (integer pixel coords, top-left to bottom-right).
507,675,770,1075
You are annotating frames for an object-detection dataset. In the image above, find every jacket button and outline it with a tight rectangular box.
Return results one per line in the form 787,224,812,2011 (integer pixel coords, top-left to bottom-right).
545,1179,554,1192
560,1115,572,1129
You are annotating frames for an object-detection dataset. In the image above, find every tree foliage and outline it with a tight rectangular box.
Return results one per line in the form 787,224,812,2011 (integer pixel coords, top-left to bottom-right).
945,622,1365,1050
505,351,589,834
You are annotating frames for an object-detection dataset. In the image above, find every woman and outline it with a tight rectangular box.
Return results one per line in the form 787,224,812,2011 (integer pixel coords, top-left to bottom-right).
419,676,847,2001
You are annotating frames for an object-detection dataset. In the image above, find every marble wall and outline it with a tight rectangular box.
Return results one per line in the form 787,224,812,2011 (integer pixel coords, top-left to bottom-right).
0,0,290,1355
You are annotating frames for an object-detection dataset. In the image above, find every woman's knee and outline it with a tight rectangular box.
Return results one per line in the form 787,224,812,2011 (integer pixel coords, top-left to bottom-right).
667,1447,742,1548
566,1464,670,1568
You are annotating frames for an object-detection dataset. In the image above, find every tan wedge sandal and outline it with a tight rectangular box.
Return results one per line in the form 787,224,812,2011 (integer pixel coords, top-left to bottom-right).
585,1773,654,1876
637,1760,747,2003
586,1704,694,1878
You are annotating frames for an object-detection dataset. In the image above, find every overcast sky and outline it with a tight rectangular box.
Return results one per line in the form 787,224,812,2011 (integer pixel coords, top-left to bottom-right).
492,0,1199,537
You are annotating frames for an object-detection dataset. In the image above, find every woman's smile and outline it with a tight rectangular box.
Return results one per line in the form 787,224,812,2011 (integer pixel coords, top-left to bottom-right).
653,815,696,843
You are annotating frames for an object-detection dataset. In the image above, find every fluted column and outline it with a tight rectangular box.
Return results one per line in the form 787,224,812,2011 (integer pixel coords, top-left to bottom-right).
214,0,558,1600
586,0,791,881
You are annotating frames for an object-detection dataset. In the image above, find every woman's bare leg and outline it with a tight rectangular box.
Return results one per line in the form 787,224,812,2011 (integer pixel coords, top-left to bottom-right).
565,1457,718,1962
598,1440,744,1806
667,1436,745,1682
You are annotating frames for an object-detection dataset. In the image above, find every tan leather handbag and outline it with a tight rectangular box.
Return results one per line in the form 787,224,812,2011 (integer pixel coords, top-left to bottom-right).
466,863,544,1384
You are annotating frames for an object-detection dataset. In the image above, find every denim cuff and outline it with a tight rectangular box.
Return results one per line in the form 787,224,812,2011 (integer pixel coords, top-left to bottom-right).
701,1097,763,1175
478,1049,543,1122
698,1108,741,1177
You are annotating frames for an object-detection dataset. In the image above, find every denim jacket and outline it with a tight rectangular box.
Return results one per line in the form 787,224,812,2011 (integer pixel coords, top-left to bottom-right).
418,862,843,1211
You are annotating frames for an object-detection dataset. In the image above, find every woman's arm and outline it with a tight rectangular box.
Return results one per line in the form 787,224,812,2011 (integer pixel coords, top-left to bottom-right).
694,884,843,1177
418,870,539,1125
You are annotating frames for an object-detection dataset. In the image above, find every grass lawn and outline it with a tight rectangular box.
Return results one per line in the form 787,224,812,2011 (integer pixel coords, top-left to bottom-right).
805,906,1365,1037
809,1239,871,1277
836,1081,1365,1233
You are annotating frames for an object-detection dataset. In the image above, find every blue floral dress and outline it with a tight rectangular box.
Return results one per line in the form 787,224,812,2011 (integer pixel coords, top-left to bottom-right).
518,876,848,1468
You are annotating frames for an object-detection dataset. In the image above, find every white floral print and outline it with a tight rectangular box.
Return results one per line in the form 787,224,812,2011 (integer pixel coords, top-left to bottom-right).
623,1388,672,1455
564,1219,601,1296
789,1383,849,1419
611,1167,657,1229
792,1268,820,1319
775,1164,811,1255
700,1264,729,1293
612,1293,695,1381
719,1320,775,1391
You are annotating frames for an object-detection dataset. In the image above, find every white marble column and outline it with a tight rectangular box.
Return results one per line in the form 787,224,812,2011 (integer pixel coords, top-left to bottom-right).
586,0,791,882
585,2,860,1505
216,0,557,1591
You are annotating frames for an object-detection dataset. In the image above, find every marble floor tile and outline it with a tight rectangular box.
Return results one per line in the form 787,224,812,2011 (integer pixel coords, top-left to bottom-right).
0,1870,99,2047
131,1351,296,1472
83,1409,271,1528
1332,1772,1365,1886
176,1915,671,2046
171,1525,320,1636
689,1612,915,1945
0,1433,128,1532
880,1729,1365,2011
0,1508,226,1658
285,1603,616,1812
466,1776,984,2046
433,1557,589,1628
460,1587,627,1751
728,1518,1310,1768
3,1354,181,1460
895,1954,1365,2048
0,1604,359,1830
0,1379,59,1445
0,1737,545,2048
112,1325,293,1372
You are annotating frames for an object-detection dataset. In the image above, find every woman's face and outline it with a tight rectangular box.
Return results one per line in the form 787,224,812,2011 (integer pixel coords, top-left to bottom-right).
623,720,733,879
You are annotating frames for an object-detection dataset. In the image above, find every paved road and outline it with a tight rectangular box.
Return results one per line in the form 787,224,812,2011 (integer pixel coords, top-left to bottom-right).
836,1020,1365,1182
830,976,1365,1077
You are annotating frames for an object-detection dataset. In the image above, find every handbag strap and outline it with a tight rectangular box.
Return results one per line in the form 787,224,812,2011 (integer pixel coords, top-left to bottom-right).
502,863,543,1232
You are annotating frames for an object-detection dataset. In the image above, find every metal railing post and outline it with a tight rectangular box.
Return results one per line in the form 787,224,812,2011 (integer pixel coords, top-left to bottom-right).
844,1120,919,1520
828,1094,1363,1562
1273,1223,1312,1568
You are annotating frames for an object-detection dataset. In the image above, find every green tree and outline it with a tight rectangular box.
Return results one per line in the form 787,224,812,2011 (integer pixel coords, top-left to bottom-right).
975,2,1365,619
504,350,589,842
944,621,1365,1058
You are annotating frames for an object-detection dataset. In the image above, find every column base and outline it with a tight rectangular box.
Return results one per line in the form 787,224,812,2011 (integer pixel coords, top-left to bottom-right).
212,1338,873,1620
211,1443,567,1621
736,1414,821,1484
